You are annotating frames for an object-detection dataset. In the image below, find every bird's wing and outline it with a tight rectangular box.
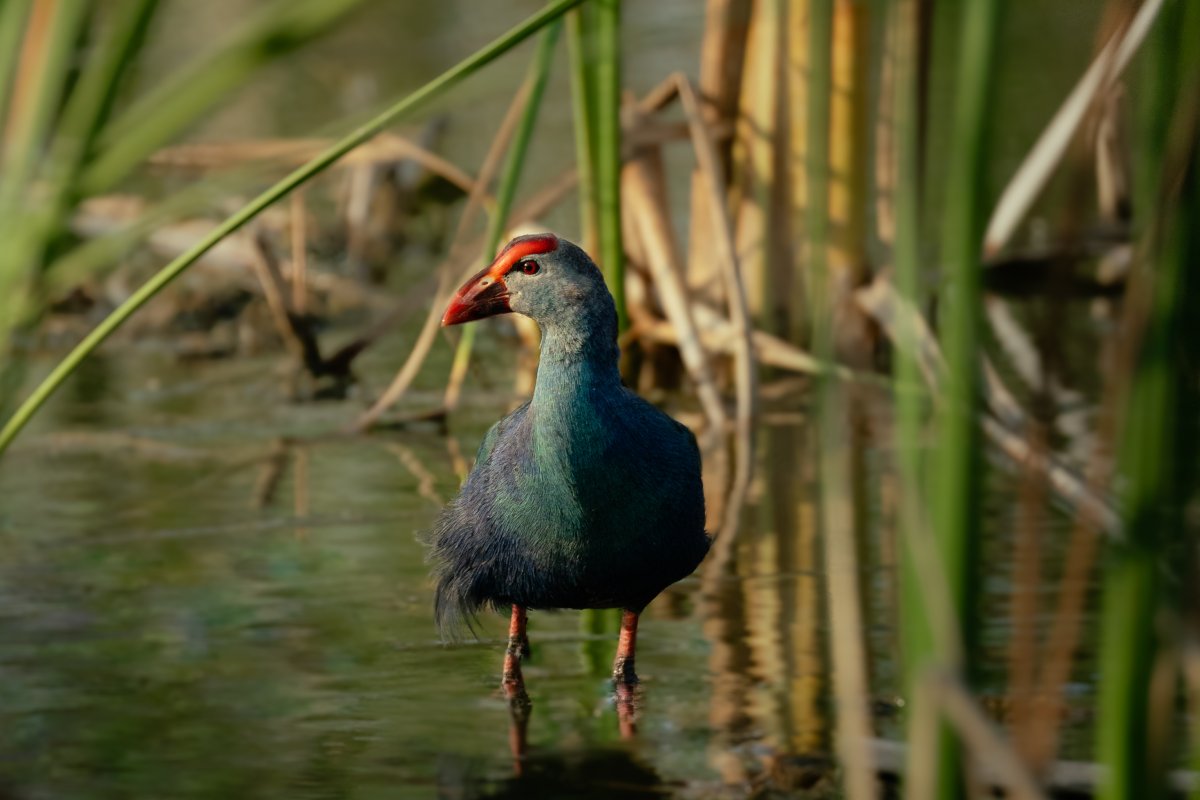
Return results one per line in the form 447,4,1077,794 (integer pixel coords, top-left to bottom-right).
474,400,531,466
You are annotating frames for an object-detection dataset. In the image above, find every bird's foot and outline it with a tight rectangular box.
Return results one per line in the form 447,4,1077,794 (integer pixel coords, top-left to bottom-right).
611,656,639,686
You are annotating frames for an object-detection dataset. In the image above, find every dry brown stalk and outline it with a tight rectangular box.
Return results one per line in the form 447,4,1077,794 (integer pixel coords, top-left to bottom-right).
856,275,1120,535
686,0,751,297
149,134,479,196
1006,418,1049,765
350,169,579,432
248,231,304,362
983,0,1162,254
289,190,308,314
928,670,1050,800
726,0,783,323
624,147,727,433
352,80,535,431
440,80,535,415
828,0,871,288
820,399,878,800
677,74,758,546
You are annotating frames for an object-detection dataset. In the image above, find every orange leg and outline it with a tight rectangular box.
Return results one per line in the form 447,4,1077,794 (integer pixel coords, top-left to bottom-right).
612,609,639,684
503,604,528,688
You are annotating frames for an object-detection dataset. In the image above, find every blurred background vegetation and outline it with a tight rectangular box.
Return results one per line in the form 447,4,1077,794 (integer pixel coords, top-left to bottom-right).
0,0,1197,798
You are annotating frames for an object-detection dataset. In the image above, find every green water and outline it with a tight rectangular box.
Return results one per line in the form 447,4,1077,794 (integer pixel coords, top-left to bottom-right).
0,346,714,798
0,339,1099,798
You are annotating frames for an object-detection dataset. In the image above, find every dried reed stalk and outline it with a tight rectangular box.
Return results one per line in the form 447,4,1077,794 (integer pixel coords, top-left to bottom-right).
820,396,878,800
289,189,308,314
350,169,578,431
677,74,758,545
352,76,533,430
927,670,1049,800
687,0,751,295
149,134,480,194
623,149,728,433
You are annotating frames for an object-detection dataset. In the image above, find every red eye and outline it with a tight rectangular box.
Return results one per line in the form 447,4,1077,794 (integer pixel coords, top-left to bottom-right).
517,259,540,275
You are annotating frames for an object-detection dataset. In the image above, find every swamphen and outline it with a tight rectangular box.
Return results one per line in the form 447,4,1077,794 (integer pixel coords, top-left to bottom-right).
429,233,710,685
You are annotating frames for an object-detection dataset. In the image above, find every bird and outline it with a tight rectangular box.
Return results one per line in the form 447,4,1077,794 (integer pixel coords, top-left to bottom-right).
428,232,710,686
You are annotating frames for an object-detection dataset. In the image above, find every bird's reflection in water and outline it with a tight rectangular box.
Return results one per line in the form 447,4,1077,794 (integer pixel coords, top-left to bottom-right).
462,664,659,798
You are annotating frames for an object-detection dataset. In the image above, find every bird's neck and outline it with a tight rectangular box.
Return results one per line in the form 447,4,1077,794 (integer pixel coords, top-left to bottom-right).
530,311,621,412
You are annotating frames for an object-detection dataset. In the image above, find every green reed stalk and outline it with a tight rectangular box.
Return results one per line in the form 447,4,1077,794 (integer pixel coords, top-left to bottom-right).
49,0,161,195
575,1,623,642
891,0,922,496
566,7,598,252
1098,4,1200,798
592,0,624,330
922,0,1000,796
0,0,586,456
891,0,937,792
0,0,32,135
0,0,88,209
445,21,562,410
0,0,91,385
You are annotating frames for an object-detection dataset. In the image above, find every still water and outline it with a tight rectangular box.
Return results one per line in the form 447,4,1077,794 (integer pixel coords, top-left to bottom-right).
0,337,1097,798
0,0,1111,796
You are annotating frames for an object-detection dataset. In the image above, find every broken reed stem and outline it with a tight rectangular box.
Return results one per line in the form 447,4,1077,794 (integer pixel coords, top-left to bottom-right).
859,275,1121,541
983,0,1163,255
637,305,871,384
351,169,579,432
249,231,303,360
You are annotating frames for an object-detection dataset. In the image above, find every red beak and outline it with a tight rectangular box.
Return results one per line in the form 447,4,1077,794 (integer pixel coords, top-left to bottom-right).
441,265,512,326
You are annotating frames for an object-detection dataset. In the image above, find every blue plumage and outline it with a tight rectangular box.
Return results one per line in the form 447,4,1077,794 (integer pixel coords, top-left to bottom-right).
427,235,710,637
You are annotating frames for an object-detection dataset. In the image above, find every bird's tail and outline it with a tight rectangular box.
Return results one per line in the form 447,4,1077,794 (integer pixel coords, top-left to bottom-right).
432,573,483,640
